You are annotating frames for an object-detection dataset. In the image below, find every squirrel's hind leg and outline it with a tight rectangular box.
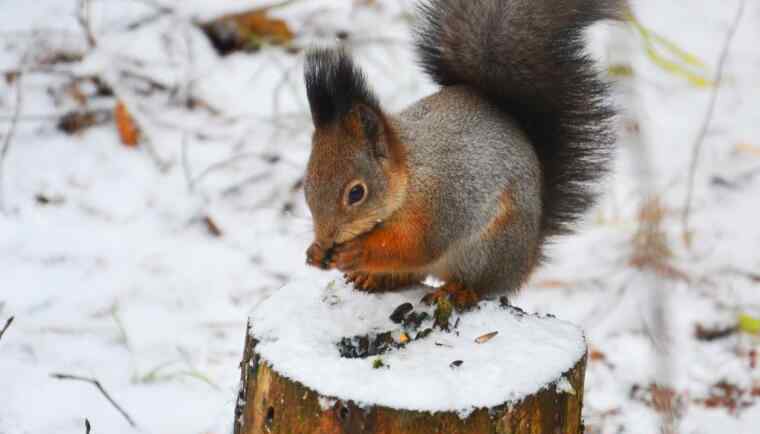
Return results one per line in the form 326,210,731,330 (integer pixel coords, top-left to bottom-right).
433,204,542,303
344,271,424,293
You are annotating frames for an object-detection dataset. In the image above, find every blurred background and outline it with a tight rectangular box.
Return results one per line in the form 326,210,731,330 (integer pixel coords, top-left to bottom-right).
0,0,758,433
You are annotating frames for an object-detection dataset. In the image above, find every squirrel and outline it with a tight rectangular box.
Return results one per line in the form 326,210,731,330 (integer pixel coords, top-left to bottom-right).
303,0,627,309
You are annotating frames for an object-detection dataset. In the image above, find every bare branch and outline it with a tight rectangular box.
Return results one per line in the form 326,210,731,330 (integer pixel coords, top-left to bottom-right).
77,0,97,49
0,58,25,213
190,152,276,191
123,0,173,31
50,373,138,428
682,0,746,245
181,133,193,191
0,316,14,343
220,172,272,197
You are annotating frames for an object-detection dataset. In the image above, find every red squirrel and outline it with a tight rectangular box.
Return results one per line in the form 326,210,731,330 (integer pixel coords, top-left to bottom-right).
303,0,626,309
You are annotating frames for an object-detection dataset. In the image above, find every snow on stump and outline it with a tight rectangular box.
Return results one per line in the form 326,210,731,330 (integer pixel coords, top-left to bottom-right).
234,280,587,434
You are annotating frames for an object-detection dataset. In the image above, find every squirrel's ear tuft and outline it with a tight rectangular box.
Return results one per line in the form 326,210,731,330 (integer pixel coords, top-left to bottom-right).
304,48,380,128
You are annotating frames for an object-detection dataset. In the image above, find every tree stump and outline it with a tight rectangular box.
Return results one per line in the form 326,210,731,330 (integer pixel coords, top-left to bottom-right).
234,280,588,434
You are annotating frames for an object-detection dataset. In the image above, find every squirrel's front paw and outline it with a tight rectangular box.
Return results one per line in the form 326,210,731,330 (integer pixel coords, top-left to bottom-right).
332,240,366,272
306,242,334,270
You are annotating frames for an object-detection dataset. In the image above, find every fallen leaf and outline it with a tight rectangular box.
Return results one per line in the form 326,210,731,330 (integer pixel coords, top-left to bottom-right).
203,216,223,238
58,109,112,135
589,348,607,362
738,313,760,335
735,143,760,157
201,8,294,55
114,100,140,147
694,324,737,341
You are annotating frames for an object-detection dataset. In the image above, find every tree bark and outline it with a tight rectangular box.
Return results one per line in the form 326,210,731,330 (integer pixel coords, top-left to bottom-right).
234,320,587,434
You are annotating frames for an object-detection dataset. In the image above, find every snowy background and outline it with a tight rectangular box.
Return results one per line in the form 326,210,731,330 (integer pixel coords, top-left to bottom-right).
1,0,759,433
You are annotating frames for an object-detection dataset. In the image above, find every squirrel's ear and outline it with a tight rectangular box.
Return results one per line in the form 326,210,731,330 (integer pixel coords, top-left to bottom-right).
342,104,400,162
355,104,389,159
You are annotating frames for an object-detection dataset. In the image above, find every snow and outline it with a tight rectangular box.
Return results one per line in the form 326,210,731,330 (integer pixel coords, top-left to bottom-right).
1,0,759,433
250,279,586,413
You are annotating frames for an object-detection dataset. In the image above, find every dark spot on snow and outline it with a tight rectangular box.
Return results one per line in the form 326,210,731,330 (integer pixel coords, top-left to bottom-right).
416,328,433,340
403,311,429,330
337,332,397,359
500,299,527,318
35,193,65,206
450,360,463,368
389,302,413,323
694,323,738,341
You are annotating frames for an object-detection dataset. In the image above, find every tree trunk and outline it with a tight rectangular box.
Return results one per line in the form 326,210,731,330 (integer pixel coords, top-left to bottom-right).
234,321,587,434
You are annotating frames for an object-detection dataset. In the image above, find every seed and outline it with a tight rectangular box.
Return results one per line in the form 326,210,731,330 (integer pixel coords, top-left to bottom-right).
475,331,499,344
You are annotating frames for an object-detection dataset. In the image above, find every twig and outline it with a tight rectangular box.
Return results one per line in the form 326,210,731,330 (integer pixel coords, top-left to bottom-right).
0,56,25,213
190,152,274,190
0,114,66,122
220,172,272,197
123,0,173,31
0,316,14,343
50,373,138,428
77,0,97,49
128,0,172,12
181,133,193,191
121,69,172,93
265,0,305,11
681,0,746,245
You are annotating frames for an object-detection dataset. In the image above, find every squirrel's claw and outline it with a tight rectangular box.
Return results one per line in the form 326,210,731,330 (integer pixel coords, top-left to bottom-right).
345,271,374,291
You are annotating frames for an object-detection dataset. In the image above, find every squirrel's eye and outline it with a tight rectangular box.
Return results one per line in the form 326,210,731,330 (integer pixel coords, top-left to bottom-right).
347,184,366,206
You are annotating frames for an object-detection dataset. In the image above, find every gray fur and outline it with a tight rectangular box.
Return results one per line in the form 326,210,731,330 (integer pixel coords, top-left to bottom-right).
392,86,541,294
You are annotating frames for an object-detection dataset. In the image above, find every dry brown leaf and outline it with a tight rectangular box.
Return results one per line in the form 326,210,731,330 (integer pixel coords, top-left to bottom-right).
58,109,112,135
114,100,140,147
201,8,295,55
4,71,18,84
235,10,294,44
694,323,737,341
589,348,607,362
203,216,223,238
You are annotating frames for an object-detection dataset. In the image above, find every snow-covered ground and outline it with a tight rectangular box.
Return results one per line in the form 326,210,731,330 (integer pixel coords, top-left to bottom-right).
1,0,758,433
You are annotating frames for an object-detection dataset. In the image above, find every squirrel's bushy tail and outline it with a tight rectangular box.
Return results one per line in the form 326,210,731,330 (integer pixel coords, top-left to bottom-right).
416,0,627,237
